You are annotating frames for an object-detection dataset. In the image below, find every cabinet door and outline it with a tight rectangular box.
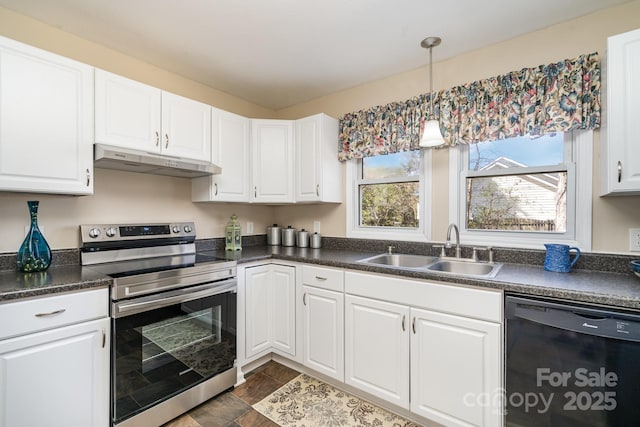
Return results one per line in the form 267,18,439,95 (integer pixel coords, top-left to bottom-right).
302,285,344,381
345,295,410,408
271,264,296,357
193,108,250,202
251,119,294,203
0,317,109,427
244,264,296,359
295,115,321,202
295,114,341,203
0,36,93,194
161,91,211,161
603,28,640,195
410,307,502,427
95,69,161,153
244,265,272,358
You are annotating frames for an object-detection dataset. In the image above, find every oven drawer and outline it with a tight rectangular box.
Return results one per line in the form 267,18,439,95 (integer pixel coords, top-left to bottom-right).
0,288,109,340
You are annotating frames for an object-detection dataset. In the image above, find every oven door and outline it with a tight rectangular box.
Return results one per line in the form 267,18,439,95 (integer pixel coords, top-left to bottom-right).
111,279,237,425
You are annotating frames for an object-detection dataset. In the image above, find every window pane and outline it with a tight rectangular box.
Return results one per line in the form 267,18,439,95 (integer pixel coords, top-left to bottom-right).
468,133,564,170
362,151,420,180
465,172,567,232
360,182,419,228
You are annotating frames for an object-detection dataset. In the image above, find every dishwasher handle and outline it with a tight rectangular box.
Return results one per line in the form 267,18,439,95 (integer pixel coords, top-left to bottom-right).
506,296,640,343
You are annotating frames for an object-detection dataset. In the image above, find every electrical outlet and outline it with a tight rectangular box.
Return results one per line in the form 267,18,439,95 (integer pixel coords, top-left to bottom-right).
246,222,254,234
630,228,640,252
313,221,321,233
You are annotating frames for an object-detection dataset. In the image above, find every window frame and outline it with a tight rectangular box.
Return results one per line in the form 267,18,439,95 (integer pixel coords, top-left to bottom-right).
448,130,593,250
346,149,432,241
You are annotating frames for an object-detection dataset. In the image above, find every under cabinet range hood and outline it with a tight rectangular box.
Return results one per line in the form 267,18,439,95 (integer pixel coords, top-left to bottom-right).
93,144,221,178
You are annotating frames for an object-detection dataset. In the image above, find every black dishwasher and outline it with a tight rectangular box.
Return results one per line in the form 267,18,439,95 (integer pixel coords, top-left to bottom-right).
505,295,640,426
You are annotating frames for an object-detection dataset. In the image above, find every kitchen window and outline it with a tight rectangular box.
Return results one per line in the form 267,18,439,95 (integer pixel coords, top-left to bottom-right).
449,130,592,250
346,150,432,241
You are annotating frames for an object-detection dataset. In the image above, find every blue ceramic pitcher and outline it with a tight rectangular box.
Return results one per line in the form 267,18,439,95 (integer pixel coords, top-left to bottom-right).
544,243,580,273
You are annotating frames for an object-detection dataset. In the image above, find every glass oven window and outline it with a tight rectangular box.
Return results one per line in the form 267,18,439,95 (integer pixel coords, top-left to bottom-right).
112,292,236,424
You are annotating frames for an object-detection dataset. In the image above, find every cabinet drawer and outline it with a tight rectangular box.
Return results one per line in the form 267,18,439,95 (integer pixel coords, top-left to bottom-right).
0,288,109,340
302,265,344,292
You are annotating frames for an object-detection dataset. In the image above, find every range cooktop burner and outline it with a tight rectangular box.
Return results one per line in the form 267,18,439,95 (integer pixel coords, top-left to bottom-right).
79,221,237,301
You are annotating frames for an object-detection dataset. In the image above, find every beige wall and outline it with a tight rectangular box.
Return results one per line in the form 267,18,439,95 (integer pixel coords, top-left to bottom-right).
1,3,640,254
276,0,640,253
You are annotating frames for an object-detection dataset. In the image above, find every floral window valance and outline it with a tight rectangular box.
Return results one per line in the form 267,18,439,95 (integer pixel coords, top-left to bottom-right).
338,52,600,161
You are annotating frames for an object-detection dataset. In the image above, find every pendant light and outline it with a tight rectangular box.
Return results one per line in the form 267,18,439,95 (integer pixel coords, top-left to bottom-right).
419,36,445,148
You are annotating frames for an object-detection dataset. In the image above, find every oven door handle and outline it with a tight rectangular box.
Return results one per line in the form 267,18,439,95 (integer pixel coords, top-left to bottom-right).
113,279,237,318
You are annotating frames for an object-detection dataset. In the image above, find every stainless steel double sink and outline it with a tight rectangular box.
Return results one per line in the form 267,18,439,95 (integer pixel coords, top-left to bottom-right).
357,253,502,278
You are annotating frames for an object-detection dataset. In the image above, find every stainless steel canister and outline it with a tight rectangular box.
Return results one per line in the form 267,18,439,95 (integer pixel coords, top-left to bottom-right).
281,226,297,247
266,224,281,245
297,229,309,248
310,232,322,249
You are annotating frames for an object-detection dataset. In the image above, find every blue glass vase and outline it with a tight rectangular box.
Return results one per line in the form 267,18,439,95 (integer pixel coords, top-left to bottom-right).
16,201,52,272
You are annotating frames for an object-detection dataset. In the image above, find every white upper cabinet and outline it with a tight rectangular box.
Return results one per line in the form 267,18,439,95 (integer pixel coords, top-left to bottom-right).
0,36,94,195
251,119,294,203
192,108,250,202
295,114,342,203
161,91,211,160
601,28,640,195
95,69,211,162
95,69,161,152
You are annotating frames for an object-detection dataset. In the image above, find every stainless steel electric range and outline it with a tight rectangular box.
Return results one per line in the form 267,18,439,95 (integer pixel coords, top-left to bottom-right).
80,222,237,427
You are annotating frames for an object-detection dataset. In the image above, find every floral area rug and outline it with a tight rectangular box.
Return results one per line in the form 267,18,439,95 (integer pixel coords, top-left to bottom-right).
253,374,422,427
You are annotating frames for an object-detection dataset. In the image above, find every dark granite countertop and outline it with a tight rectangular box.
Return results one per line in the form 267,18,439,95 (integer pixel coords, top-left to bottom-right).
0,264,112,302
2,245,639,311
206,245,640,311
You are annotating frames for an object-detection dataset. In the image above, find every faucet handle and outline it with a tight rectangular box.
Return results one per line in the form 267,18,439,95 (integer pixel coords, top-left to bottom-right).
471,247,481,261
487,246,494,263
432,244,446,257
387,245,395,254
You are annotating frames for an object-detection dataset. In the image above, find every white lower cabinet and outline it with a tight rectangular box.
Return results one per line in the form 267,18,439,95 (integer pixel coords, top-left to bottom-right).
410,307,502,427
301,265,344,381
244,263,296,359
345,295,410,408
0,289,109,427
302,285,344,381
345,270,503,427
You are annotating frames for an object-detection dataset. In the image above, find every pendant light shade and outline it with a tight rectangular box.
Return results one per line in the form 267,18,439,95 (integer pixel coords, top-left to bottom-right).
419,36,445,148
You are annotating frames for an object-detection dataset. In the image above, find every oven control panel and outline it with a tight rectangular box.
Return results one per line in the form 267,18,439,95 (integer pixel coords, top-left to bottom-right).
80,222,196,243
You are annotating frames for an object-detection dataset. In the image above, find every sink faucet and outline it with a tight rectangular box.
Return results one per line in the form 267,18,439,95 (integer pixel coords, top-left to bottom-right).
445,224,461,258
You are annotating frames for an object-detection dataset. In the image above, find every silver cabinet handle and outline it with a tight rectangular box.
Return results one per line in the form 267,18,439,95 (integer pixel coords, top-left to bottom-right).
412,317,416,334
617,161,622,183
35,309,66,318
303,292,307,306
165,133,169,148
402,315,406,332
254,186,257,198
155,131,160,146
214,183,218,196
316,184,320,196
102,329,106,348
315,276,327,281
86,168,91,187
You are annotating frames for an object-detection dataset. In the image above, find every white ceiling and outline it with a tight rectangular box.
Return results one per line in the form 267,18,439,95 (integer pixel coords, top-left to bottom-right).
0,0,631,110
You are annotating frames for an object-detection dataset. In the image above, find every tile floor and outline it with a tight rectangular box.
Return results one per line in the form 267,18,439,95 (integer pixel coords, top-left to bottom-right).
161,360,300,427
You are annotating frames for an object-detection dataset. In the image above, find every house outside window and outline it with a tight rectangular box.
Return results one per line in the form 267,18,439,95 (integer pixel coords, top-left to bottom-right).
449,131,593,250
346,150,432,241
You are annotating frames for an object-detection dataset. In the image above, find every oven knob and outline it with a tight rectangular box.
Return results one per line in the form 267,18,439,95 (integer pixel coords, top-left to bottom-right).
172,226,181,234
183,225,193,233
106,227,117,237
89,228,101,238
